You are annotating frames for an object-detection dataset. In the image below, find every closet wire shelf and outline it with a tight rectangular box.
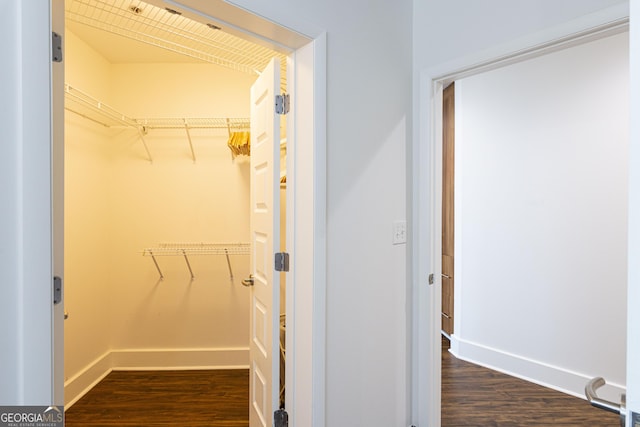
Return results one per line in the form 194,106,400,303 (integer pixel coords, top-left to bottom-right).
142,242,251,280
65,0,288,87
65,84,250,163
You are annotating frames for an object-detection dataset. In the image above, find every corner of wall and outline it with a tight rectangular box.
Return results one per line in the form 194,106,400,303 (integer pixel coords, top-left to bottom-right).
64,351,113,409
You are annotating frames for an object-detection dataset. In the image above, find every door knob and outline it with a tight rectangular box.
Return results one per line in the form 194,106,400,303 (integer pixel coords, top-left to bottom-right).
242,275,254,287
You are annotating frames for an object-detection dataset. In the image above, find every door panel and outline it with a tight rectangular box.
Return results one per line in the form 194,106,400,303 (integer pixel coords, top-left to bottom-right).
442,82,455,336
250,58,281,427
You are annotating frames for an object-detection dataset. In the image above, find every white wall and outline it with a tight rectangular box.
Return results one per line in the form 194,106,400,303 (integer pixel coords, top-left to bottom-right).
216,1,414,425
107,62,254,353
414,0,628,72
273,3,411,426
453,32,628,397
64,30,113,384
627,0,640,421
64,30,257,404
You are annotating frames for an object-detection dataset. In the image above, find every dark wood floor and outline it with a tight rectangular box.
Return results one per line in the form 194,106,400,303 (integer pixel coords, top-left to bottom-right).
441,337,621,426
65,346,620,426
64,369,248,426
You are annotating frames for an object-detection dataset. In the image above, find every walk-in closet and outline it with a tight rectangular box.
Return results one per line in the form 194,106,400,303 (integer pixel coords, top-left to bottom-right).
63,0,287,419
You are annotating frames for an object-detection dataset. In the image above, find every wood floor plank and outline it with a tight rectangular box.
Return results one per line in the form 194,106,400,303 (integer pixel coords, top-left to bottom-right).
65,347,621,426
442,337,621,426
64,370,249,426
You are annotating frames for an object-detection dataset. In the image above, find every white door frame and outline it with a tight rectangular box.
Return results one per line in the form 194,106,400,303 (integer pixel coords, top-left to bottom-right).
177,7,328,425
412,5,630,426
628,2,640,424
0,0,57,405
192,5,329,423
0,0,325,424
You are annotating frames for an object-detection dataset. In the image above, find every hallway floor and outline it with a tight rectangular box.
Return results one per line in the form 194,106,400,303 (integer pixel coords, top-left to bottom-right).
442,337,621,426
64,349,621,426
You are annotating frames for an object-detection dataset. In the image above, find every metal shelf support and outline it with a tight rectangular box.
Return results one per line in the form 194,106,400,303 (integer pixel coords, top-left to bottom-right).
142,242,250,280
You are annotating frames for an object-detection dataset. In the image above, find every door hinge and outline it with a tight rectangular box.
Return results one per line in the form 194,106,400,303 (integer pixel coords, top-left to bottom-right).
428,273,434,285
274,409,288,427
52,32,63,63
53,276,63,305
275,93,290,115
275,252,290,272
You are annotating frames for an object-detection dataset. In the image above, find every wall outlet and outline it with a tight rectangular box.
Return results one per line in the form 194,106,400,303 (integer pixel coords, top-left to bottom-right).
392,220,407,245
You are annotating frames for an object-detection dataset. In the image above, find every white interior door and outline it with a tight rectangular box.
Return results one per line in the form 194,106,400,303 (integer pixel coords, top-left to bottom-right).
249,57,281,427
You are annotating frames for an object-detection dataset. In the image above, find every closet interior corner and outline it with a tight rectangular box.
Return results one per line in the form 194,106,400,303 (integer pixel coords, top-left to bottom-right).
63,0,288,417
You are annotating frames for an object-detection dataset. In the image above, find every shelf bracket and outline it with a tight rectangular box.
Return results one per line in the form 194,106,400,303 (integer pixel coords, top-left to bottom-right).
136,127,153,163
182,249,195,279
149,250,164,280
184,119,196,163
224,248,234,279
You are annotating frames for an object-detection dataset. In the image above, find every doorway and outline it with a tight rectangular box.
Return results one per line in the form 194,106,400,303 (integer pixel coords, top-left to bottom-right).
52,0,326,424
62,0,287,415
423,23,630,427
441,82,454,338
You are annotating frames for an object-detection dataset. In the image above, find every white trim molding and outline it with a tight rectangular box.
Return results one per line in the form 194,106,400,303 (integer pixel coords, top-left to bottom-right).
63,352,113,409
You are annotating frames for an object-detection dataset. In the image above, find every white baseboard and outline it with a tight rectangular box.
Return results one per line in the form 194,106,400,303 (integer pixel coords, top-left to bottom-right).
64,347,249,410
449,335,625,402
64,351,113,409
111,347,249,370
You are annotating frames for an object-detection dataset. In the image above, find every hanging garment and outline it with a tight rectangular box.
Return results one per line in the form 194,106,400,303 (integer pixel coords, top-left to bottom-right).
227,131,251,158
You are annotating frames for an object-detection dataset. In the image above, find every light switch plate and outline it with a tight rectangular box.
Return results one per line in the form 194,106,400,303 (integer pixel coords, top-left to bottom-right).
392,220,407,245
